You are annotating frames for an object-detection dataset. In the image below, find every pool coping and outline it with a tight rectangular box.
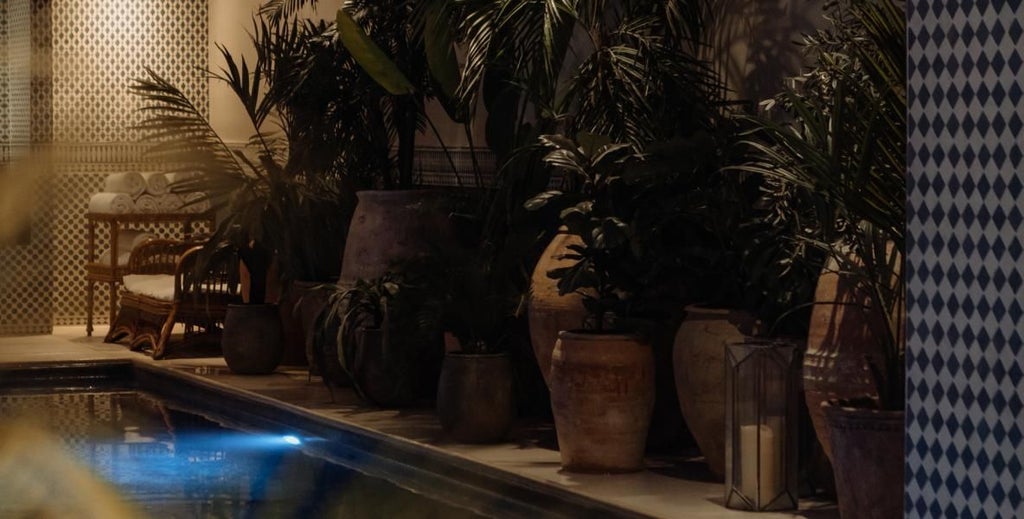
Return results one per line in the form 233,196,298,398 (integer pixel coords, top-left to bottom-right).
0,359,653,519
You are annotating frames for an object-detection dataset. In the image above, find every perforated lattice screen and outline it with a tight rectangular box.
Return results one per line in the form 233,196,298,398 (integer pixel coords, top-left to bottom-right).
0,172,54,335
52,156,211,327
51,0,207,143
7,0,33,146
0,0,209,334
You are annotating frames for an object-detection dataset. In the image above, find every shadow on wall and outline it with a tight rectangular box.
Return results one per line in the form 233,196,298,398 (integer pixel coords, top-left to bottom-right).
705,0,825,104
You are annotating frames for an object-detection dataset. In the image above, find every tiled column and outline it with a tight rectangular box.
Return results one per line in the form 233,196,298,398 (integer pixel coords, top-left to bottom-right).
906,2,1024,517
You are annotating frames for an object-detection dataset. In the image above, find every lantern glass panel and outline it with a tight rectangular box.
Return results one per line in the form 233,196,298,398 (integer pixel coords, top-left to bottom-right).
725,339,799,512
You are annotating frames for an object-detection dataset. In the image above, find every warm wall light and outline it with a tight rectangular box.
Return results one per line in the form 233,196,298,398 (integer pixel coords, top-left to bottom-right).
725,338,800,511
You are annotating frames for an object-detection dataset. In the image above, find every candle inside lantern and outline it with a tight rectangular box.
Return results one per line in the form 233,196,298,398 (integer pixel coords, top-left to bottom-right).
738,419,784,505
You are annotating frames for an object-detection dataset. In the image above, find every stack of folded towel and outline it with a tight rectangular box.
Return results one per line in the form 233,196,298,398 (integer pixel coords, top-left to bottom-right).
87,171,210,215
96,229,157,267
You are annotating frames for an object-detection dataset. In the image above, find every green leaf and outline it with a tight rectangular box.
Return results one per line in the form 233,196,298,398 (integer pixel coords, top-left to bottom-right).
423,0,460,100
576,132,611,157
592,217,629,248
524,190,564,210
335,9,415,96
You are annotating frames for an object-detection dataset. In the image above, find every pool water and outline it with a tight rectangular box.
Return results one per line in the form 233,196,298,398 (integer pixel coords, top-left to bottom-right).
0,390,484,518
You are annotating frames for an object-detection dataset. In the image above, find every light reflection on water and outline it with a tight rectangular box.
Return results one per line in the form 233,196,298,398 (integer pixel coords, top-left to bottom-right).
0,391,483,518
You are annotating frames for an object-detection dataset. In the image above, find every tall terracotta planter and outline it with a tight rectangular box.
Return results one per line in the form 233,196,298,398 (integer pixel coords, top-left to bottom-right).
339,189,459,286
527,232,588,386
332,189,455,399
436,352,515,443
673,305,758,479
822,399,904,519
803,255,891,460
550,331,655,473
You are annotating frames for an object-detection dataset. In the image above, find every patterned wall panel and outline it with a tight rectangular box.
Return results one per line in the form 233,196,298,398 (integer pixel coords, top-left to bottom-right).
51,0,207,143
8,0,33,146
1,0,8,148
906,2,1024,518
0,0,208,334
51,156,209,327
0,170,54,335
0,0,53,335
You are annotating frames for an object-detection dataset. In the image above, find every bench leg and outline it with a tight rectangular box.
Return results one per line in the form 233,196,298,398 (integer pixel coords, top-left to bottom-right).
151,307,178,360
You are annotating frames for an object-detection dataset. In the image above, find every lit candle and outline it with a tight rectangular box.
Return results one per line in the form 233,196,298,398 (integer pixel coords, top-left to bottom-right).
739,420,783,505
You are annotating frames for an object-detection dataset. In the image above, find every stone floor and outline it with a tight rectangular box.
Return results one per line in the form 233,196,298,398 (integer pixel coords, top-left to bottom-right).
0,326,838,518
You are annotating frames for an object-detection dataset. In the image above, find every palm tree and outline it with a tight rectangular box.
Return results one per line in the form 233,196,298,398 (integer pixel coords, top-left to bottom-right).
131,15,374,289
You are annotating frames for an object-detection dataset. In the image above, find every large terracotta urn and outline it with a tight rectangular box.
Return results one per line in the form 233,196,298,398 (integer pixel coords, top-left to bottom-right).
673,304,758,479
526,232,588,386
339,189,459,286
333,189,456,403
550,331,655,473
803,254,892,461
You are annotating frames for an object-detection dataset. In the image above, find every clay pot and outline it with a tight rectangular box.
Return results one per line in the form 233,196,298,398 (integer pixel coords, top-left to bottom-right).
673,305,758,479
339,190,459,286
550,331,655,473
822,399,904,519
803,254,892,461
289,281,334,373
436,352,515,443
222,303,283,374
347,327,418,407
277,280,320,367
526,232,588,386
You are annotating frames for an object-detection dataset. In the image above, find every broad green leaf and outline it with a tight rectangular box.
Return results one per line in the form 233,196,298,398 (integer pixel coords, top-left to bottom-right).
335,9,415,96
592,217,629,249
423,0,460,100
524,190,563,210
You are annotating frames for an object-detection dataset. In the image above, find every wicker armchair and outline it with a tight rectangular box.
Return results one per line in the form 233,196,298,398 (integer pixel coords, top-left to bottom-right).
105,239,242,359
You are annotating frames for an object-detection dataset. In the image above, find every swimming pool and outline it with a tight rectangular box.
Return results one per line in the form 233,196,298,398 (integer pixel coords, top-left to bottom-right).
0,361,645,518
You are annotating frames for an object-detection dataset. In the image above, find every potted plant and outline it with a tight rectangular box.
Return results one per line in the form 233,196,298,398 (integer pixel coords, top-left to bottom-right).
737,0,906,516
317,266,445,408
131,14,374,371
422,236,523,443
524,134,671,473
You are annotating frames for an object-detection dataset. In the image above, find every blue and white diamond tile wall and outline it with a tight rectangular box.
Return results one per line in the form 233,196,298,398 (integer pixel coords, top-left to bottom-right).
907,1,1024,518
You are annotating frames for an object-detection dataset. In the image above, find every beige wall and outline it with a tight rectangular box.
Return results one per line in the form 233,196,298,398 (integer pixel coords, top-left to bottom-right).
208,1,342,143
705,0,825,106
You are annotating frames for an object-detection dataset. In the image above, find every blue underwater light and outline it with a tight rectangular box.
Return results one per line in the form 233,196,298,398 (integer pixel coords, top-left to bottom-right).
281,435,301,446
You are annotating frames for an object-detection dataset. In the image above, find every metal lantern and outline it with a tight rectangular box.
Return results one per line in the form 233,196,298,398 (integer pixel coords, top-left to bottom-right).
725,338,800,511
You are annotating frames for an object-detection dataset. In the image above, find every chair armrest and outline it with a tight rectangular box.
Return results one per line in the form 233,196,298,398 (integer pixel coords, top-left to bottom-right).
174,243,242,302
126,239,195,275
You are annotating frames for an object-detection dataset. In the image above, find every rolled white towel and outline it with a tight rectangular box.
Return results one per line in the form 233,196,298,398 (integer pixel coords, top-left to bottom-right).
88,193,135,214
140,171,169,196
120,229,156,251
103,172,145,198
158,194,184,213
166,171,197,186
96,230,154,266
134,194,159,213
181,192,211,214
97,250,131,267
